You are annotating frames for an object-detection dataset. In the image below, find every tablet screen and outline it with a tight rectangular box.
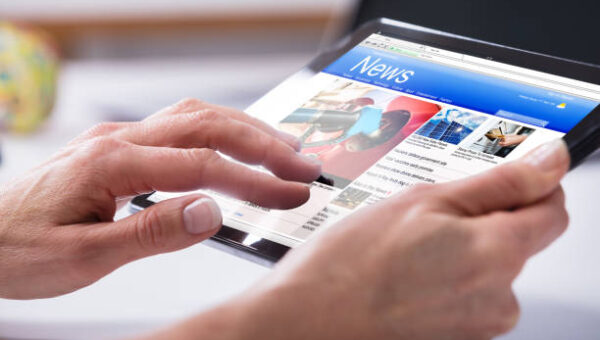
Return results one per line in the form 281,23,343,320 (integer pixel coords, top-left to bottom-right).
148,33,600,247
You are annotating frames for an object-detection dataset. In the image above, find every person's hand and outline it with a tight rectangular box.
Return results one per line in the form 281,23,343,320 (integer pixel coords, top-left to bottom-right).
499,134,527,146
0,98,321,299
155,139,569,340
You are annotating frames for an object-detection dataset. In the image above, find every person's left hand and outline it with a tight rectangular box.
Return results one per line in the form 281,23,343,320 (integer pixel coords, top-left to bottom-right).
147,139,569,340
0,98,321,299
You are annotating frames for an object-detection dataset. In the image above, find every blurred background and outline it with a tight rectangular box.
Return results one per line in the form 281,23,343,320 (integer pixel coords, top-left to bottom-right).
1,1,600,339
0,0,354,180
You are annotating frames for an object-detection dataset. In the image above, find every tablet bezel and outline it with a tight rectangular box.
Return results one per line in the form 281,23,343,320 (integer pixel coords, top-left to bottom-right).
130,18,600,265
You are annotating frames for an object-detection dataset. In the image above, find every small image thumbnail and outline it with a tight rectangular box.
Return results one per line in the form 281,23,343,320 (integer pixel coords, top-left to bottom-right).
416,108,487,145
331,187,372,210
467,120,535,158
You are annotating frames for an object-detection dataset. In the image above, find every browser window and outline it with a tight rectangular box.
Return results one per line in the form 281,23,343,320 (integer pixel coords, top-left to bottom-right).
149,33,600,247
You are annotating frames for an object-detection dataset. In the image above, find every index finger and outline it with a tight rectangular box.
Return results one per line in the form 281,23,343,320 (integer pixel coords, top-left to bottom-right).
110,112,321,183
149,98,302,151
83,138,311,209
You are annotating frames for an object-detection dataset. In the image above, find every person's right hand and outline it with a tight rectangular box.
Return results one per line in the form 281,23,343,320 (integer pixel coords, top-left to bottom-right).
155,139,569,340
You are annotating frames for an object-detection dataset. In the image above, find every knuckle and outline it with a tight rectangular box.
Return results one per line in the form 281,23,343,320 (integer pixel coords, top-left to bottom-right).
71,122,124,145
183,110,230,149
184,148,222,182
71,136,128,168
403,199,435,219
491,294,520,334
176,97,204,109
65,138,126,192
135,208,168,250
87,135,126,152
69,234,102,265
260,133,282,156
89,122,123,136
192,148,221,163
195,109,224,123
412,196,445,217
84,136,128,159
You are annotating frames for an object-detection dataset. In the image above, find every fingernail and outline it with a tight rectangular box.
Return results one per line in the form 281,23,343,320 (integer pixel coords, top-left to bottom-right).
277,131,302,151
183,198,222,235
522,139,569,172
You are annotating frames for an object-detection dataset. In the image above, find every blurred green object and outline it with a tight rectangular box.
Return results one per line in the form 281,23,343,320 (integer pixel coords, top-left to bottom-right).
0,22,58,133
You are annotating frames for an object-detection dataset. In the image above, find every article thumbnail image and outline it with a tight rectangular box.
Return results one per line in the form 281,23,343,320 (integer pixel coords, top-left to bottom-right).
278,80,441,189
331,187,372,210
467,121,535,158
415,108,487,145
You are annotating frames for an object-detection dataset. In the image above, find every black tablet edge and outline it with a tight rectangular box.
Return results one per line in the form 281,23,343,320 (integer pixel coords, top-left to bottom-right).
129,193,290,266
563,104,600,169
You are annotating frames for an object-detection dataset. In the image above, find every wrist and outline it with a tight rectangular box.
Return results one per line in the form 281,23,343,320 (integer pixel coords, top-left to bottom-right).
227,271,368,340
148,273,360,340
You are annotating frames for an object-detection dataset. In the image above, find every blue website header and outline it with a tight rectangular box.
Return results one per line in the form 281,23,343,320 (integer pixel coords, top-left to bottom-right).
323,45,599,133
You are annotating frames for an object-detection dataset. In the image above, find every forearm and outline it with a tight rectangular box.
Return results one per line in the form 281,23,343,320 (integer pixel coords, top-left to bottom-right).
138,302,247,340
140,278,360,340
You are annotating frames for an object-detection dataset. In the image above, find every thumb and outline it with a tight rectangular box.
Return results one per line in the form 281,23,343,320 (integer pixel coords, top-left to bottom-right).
440,138,570,215
91,194,222,264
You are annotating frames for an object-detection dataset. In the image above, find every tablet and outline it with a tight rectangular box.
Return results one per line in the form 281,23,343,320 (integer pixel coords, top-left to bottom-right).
131,18,600,266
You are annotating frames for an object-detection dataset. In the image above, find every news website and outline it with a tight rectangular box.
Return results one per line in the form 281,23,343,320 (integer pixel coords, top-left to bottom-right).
150,33,600,247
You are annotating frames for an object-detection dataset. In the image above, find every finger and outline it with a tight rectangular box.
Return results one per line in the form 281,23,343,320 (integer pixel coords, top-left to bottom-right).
68,121,130,146
77,194,222,270
434,139,569,215
148,98,302,151
473,187,568,258
109,111,321,183
88,138,311,209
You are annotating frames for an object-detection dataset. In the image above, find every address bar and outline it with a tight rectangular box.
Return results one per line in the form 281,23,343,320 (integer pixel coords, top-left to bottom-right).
420,53,600,101
367,35,600,101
